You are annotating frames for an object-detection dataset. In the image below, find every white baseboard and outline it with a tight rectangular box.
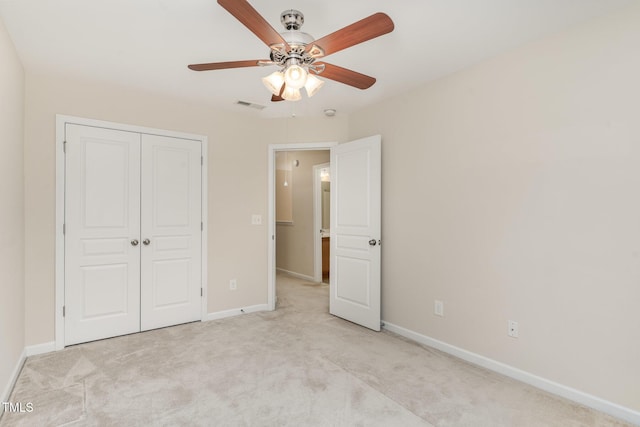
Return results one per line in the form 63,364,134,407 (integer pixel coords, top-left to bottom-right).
382,321,640,426
203,304,270,322
25,341,56,357
1,348,26,403
2,341,57,404
276,268,315,282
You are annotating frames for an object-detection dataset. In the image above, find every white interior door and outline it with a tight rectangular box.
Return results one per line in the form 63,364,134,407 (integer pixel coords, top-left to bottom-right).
64,124,141,345
140,134,202,331
329,135,382,331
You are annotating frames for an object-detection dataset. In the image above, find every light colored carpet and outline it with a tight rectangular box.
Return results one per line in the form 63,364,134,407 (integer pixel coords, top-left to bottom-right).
1,274,632,426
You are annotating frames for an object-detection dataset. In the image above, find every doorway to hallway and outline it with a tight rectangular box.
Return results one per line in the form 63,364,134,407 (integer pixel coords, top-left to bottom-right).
267,142,336,312
274,150,330,285
267,135,382,332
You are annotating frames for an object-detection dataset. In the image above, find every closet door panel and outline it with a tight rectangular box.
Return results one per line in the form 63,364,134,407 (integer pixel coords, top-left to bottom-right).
140,134,202,331
64,124,141,345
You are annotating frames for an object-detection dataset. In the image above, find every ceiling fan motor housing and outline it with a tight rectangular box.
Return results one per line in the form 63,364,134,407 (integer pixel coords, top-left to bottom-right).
278,9,314,49
271,9,317,67
281,10,304,30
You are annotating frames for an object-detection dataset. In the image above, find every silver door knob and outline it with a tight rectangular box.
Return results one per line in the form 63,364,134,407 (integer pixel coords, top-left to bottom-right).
131,239,139,246
369,239,377,246
143,239,151,245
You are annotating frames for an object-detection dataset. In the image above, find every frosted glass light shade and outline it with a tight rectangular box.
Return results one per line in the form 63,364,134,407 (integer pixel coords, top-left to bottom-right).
262,71,285,96
284,65,307,90
281,86,301,101
304,74,325,97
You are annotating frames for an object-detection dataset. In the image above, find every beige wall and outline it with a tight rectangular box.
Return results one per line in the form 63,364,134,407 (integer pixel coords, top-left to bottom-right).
275,151,294,223
276,150,330,277
23,71,348,345
349,3,640,411
0,16,25,399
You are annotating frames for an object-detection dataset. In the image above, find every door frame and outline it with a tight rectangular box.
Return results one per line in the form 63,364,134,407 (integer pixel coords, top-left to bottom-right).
313,162,330,283
55,115,209,350
267,142,337,310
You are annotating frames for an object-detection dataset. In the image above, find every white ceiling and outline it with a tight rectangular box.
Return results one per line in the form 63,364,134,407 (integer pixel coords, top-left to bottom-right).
0,0,633,118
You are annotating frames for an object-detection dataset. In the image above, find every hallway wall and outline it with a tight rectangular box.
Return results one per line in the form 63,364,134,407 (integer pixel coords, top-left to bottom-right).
276,150,330,278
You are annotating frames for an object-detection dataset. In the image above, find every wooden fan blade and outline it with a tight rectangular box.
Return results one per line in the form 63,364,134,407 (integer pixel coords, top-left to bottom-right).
218,0,290,51
317,63,376,89
271,83,286,102
188,60,265,71
308,13,394,57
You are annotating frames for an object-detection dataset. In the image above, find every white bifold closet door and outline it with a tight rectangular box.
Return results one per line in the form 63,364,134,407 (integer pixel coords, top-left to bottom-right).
64,124,202,346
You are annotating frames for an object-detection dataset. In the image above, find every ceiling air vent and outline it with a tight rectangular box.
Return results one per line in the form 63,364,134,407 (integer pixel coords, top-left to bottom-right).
236,100,266,110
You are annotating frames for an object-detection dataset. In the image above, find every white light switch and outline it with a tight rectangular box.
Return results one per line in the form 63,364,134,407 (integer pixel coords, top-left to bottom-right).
251,214,262,225
434,300,444,317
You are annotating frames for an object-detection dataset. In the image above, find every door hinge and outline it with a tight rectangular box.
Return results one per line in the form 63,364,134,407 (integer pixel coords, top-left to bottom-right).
201,156,203,165
63,141,67,153
63,224,66,235
200,288,203,297
201,222,203,231
63,306,66,317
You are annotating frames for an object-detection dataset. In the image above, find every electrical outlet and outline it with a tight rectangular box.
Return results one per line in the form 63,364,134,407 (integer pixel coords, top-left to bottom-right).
434,300,444,317
230,279,237,290
251,214,262,225
508,320,519,338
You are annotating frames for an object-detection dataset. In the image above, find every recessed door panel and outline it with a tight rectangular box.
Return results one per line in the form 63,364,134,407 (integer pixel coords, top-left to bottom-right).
153,147,191,227
335,257,370,307
152,259,191,308
154,235,191,251
82,141,130,228
81,264,129,318
335,150,371,228
81,238,128,257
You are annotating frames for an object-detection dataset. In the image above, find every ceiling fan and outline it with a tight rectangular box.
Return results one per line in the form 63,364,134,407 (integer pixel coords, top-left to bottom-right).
188,0,394,102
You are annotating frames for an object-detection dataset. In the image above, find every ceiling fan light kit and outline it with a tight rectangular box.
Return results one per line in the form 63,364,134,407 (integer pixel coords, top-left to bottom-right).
283,61,307,89
282,85,302,102
304,74,325,98
262,71,285,95
188,0,394,103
